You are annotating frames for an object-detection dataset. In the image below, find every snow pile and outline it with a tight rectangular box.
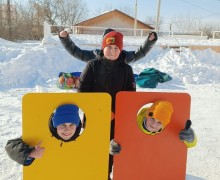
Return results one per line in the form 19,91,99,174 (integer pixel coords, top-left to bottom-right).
1,35,220,90
133,47,220,84
0,35,220,180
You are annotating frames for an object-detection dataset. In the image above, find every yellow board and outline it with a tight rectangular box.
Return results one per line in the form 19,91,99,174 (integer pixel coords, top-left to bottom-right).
114,92,191,180
22,93,111,180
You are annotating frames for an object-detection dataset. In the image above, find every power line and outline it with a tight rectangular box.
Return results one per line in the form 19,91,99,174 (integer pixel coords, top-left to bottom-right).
181,0,219,14
199,12,220,19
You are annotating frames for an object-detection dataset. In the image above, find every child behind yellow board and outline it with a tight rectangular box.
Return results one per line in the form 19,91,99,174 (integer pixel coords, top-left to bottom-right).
5,104,84,166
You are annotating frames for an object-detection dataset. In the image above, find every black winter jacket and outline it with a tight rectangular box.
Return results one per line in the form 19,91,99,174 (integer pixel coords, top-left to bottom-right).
59,32,157,64
78,56,136,112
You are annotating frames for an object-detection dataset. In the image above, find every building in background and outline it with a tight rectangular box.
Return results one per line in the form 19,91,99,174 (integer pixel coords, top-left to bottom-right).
73,9,154,36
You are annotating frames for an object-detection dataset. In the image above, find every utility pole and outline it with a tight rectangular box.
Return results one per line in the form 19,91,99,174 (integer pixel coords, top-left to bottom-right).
7,0,13,40
134,0,138,36
155,0,161,33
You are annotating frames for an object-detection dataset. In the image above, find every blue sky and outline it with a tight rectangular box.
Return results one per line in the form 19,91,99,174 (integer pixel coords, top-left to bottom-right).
83,0,220,25
13,0,220,27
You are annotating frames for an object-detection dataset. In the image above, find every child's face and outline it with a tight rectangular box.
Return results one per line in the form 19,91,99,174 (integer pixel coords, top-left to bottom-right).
56,123,77,140
103,45,121,60
145,117,163,132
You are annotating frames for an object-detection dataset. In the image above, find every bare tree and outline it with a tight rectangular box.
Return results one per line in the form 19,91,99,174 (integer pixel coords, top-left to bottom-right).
14,1,39,40
0,0,7,39
58,0,88,25
0,0,17,40
170,13,202,34
1,0,88,41
199,22,220,39
27,0,88,25
7,0,12,40
145,16,163,27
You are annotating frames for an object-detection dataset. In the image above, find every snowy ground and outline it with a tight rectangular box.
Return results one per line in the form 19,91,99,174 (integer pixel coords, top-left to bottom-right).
0,34,220,180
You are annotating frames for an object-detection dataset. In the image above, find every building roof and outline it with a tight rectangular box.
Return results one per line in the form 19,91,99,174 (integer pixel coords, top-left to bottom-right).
74,9,154,30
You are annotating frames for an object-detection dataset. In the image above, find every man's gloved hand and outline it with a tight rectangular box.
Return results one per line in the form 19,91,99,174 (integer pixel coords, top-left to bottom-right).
109,139,121,155
179,120,195,143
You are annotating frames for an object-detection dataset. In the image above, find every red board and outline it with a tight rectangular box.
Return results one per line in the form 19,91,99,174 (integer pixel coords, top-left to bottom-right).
114,92,191,180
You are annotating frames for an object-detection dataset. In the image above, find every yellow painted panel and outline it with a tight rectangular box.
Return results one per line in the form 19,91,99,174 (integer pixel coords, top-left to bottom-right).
22,93,111,180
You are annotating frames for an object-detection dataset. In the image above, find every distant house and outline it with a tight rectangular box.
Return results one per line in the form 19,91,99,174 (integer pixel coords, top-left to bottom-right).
73,9,154,36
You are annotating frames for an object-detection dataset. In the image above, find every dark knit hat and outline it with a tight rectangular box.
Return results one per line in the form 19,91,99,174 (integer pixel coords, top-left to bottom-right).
102,31,123,51
102,28,115,37
52,104,80,128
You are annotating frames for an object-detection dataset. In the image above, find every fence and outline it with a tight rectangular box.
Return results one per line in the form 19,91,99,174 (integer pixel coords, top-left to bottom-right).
213,31,220,39
71,26,152,37
43,22,220,53
44,21,219,39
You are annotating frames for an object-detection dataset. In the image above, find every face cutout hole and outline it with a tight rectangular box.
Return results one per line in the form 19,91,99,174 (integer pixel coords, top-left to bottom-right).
137,102,161,135
136,101,173,135
49,104,86,142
